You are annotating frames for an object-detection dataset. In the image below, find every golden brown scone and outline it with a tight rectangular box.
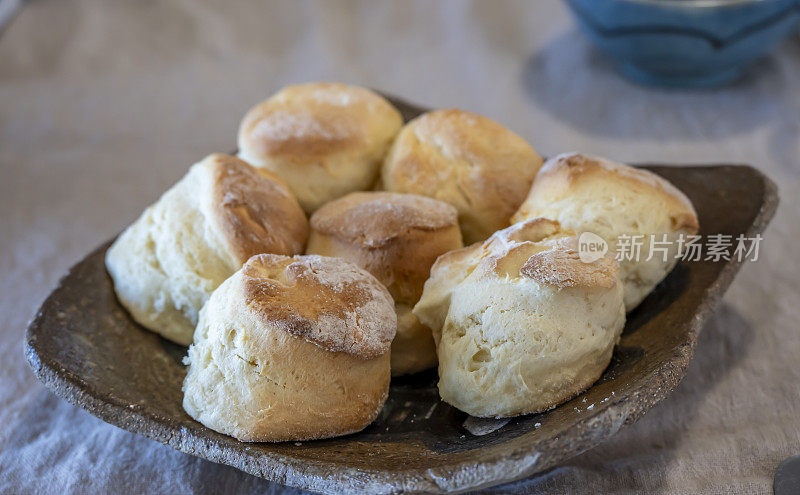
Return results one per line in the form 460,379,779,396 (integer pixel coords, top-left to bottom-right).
413,218,625,418
182,254,396,442
512,152,699,311
307,192,463,376
237,82,403,213
381,109,544,244
105,154,308,345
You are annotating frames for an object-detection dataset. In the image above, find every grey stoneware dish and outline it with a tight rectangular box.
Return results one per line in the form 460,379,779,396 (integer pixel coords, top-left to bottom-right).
25,97,778,494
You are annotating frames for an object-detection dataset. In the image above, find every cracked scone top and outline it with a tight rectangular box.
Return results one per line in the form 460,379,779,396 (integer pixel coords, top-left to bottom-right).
105,153,308,345
182,254,397,442
381,109,544,244
512,152,699,311
413,218,626,418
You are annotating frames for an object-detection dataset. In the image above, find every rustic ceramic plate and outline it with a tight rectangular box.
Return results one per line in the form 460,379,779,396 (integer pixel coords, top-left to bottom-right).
25,97,778,494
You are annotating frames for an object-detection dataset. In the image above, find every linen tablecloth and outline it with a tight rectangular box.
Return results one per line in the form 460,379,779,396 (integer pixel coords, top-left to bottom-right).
1,1,799,493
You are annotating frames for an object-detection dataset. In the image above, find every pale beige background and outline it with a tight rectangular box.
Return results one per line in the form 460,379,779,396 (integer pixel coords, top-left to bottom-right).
1,1,799,493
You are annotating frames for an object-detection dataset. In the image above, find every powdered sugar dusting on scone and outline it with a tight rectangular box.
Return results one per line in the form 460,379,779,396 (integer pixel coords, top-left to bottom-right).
520,237,618,289
310,191,459,246
254,111,357,144
242,254,396,359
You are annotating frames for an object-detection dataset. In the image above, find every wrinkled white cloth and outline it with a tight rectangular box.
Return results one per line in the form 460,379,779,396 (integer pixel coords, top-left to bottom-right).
1,1,799,493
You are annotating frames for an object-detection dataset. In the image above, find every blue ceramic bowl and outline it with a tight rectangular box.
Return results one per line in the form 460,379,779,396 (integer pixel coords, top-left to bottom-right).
565,0,800,87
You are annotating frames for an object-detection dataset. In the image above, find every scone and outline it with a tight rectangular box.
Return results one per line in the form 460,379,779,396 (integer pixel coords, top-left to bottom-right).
306,192,463,376
413,218,625,418
237,82,403,213
381,109,544,244
105,154,308,345
182,254,396,442
512,152,699,311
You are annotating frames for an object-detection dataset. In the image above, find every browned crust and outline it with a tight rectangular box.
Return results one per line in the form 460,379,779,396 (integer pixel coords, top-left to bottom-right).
238,82,401,160
308,231,462,306
426,216,561,281
487,217,563,247
518,153,699,233
241,254,395,359
400,109,539,170
207,154,309,263
308,192,463,304
239,103,362,158
433,218,618,290
382,109,543,242
310,191,460,246
520,237,618,289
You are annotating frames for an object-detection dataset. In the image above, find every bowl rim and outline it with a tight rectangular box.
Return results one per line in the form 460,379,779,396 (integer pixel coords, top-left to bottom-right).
614,0,789,8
